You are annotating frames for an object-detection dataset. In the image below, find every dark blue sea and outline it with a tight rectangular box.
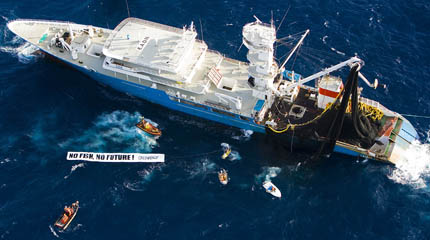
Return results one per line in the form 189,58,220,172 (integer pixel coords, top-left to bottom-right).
1,0,430,239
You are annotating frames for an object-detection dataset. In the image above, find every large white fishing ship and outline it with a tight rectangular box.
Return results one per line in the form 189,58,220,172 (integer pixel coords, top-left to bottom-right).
7,16,418,164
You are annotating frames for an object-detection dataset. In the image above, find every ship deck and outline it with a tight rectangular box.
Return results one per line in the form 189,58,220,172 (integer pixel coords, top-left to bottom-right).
8,19,260,117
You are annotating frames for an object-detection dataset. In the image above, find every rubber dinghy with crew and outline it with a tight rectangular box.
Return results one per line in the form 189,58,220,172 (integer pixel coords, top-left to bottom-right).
54,201,79,231
218,168,229,185
136,117,161,137
6,14,419,164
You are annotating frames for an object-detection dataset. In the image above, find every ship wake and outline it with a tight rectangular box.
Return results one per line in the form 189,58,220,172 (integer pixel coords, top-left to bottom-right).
64,163,86,179
123,164,164,192
0,36,41,64
388,140,430,189
60,111,158,153
255,166,282,183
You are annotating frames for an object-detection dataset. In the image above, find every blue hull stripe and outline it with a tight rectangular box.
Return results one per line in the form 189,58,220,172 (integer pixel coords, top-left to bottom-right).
41,50,418,160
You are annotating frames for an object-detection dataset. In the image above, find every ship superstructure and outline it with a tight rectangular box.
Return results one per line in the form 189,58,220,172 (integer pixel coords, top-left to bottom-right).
7,16,419,164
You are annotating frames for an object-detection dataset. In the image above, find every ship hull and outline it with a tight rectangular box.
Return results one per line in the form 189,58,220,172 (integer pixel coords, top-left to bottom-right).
65,51,417,163
42,48,267,133
8,18,418,164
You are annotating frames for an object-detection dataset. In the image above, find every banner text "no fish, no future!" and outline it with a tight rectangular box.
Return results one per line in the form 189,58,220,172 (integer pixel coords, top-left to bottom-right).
66,152,164,163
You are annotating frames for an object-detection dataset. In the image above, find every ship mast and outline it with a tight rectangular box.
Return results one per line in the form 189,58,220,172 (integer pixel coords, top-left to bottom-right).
278,29,310,72
280,57,363,95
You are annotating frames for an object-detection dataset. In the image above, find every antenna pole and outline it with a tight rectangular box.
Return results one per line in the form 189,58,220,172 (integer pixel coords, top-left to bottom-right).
271,10,274,28
279,29,310,71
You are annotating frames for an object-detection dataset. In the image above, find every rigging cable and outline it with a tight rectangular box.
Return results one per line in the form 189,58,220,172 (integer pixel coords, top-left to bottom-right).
399,114,430,119
290,41,302,72
125,0,131,18
276,5,291,32
168,150,222,160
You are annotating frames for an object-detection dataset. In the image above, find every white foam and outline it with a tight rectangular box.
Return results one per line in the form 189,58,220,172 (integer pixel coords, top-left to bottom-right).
324,21,329,28
123,181,146,192
255,166,282,183
64,163,85,179
61,111,158,153
0,42,40,63
71,223,83,231
322,35,328,44
49,225,60,238
330,47,346,56
220,143,241,161
137,165,159,181
388,140,430,189
220,142,230,150
124,164,164,191
0,157,17,165
227,150,241,161
109,185,124,206
231,129,254,141
185,157,216,179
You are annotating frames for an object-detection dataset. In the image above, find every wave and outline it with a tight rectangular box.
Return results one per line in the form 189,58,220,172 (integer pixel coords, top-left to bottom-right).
231,129,253,141
184,157,217,180
60,111,158,153
0,157,15,165
108,184,124,206
227,150,241,161
321,35,346,56
64,163,85,179
255,166,282,183
71,223,83,232
220,143,241,161
388,140,430,189
167,114,207,129
323,20,329,28
330,47,346,56
122,164,161,192
322,35,328,44
123,180,146,192
123,164,164,192
48,225,60,238
220,142,230,150
0,41,41,64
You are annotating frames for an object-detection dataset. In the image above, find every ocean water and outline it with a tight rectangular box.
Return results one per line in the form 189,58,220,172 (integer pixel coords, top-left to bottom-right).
1,0,430,239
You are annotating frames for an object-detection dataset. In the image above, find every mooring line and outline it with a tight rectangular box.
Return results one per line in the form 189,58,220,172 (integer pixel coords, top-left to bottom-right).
400,114,430,119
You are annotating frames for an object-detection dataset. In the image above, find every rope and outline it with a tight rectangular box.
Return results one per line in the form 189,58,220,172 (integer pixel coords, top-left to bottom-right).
400,114,430,119
276,5,291,32
346,101,384,121
125,0,131,17
168,150,222,160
